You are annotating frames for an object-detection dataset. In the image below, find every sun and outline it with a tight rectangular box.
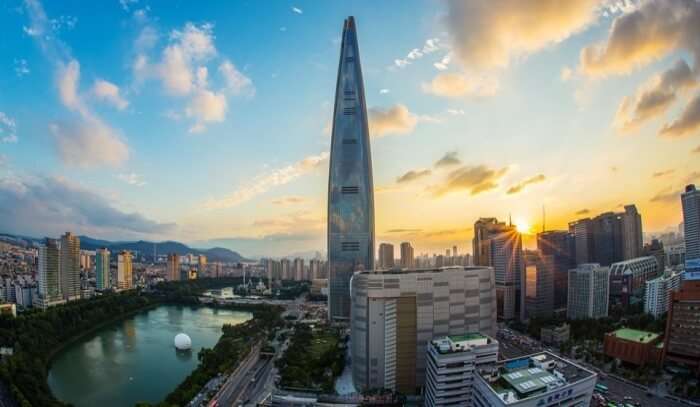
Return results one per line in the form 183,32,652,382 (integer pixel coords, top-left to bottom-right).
515,219,531,235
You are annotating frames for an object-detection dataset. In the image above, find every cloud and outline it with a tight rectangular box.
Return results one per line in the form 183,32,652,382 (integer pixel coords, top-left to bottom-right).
218,60,254,96
14,59,30,77
693,145,700,153
614,59,697,131
652,169,675,177
271,196,308,205
393,38,443,69
50,120,129,168
432,165,508,197
379,89,390,94
579,0,700,77
659,92,700,137
445,0,600,69
651,188,681,203
203,152,329,209
576,208,591,215
447,108,465,115
117,172,146,187
92,79,129,110
422,73,498,98
685,171,700,184
157,23,216,95
385,228,423,234
434,151,461,168
561,66,574,81
186,89,227,133
434,53,452,71
291,7,303,14
506,173,546,194
0,112,18,144
396,169,432,183
368,104,418,138
0,175,174,238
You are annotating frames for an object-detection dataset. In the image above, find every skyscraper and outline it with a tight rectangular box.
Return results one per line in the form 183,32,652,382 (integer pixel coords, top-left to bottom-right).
567,263,610,320
327,16,375,322
60,232,81,300
682,184,700,274
400,242,414,268
569,218,594,265
117,250,133,290
524,254,555,319
591,211,623,266
537,230,575,310
621,204,643,260
378,243,394,269
293,258,304,281
37,238,62,305
95,248,110,290
167,253,180,281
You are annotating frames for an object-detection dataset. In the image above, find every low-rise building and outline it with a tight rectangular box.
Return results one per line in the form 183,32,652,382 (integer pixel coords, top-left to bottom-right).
425,333,499,407
540,324,570,346
603,328,663,367
0,303,16,317
473,352,597,407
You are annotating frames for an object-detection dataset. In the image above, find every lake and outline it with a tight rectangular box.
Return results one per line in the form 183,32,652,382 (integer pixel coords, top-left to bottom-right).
48,305,252,407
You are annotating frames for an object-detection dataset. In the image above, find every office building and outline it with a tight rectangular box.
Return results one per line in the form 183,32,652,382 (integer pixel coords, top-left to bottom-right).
378,243,394,269
327,17,375,322
167,253,180,281
400,242,414,268
603,328,663,367
567,264,609,320
591,211,623,266
95,248,110,290
473,218,524,321
472,352,597,407
425,333,499,407
621,205,644,260
682,184,700,274
524,254,554,319
309,259,322,280
568,218,594,265
36,238,64,308
536,230,575,310
644,270,682,318
609,256,659,306
60,232,80,300
663,279,700,375
117,251,133,290
281,258,291,280
293,258,304,281
350,266,496,394
643,238,666,271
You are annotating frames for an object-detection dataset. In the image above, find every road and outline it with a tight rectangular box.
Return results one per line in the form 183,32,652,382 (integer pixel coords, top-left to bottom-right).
211,343,261,407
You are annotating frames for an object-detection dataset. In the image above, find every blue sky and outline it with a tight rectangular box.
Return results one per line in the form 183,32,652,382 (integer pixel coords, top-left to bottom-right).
1,0,700,258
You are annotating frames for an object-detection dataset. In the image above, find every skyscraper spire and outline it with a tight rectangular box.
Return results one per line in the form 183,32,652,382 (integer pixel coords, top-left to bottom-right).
327,16,375,322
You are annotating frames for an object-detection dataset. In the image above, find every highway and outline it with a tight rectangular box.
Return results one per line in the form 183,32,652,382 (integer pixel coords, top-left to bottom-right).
211,343,261,407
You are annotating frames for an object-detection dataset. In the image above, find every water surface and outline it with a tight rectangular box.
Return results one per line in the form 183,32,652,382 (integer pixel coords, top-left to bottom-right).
48,305,252,407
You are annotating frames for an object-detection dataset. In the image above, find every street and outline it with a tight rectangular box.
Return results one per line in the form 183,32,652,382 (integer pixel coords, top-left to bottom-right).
210,343,261,407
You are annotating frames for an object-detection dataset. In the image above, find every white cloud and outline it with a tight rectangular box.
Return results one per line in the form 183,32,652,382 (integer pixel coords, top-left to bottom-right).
422,73,499,98
434,53,452,71
14,59,30,77
292,7,303,14
561,66,574,81
219,60,255,95
186,89,227,133
447,108,465,115
368,104,419,138
0,112,18,144
203,152,329,209
50,120,129,168
393,38,444,69
92,79,129,110
117,172,146,186
379,89,390,94
57,60,83,113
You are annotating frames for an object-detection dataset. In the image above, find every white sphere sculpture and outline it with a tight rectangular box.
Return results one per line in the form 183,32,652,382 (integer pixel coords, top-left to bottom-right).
174,333,192,350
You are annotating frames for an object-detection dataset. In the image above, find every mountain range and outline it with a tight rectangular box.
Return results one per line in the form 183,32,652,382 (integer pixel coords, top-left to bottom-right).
0,233,249,263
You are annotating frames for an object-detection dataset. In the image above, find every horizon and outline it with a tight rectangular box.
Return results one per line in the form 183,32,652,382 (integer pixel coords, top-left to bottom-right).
1,0,699,258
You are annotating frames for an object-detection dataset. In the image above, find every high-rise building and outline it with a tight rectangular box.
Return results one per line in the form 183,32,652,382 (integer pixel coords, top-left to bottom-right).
621,204,643,260
281,258,291,280
644,271,682,318
198,255,207,276
350,266,496,393
567,263,610,320
524,254,554,320
608,256,659,306
424,333,499,407
400,242,414,268
591,211,623,266
537,230,575,310
569,218,594,265
117,251,133,290
95,248,110,290
37,238,62,305
310,259,321,280
452,245,458,257
167,253,180,281
663,279,700,375
327,16,375,322
293,258,304,281
378,243,394,269
473,218,524,321
60,232,81,300
643,238,666,271
682,184,700,275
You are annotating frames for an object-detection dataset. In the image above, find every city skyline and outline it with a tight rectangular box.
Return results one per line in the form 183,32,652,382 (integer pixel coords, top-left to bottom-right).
1,1,700,258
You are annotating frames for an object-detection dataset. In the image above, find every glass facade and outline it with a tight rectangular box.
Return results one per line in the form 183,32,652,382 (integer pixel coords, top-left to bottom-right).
328,16,375,321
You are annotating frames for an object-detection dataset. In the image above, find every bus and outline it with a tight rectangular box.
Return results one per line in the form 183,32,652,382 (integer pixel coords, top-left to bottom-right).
595,383,609,393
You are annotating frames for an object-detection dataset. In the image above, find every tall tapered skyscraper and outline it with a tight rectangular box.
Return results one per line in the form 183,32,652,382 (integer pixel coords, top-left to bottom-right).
328,16,375,322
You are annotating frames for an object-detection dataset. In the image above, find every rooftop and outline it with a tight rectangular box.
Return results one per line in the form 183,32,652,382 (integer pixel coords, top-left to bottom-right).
609,328,660,344
477,352,595,404
359,265,490,275
432,332,494,354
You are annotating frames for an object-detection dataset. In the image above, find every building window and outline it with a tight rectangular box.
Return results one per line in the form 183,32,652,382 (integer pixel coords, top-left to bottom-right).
342,241,360,251
342,186,359,194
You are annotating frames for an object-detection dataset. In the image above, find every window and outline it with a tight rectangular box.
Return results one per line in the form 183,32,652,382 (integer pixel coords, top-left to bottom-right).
343,107,356,115
342,241,360,251
342,186,359,194
342,138,357,145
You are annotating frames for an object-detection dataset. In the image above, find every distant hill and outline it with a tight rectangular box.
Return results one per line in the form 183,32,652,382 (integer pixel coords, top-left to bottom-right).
0,233,249,263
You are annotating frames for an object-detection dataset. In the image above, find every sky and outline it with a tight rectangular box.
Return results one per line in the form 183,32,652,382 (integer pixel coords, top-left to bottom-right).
1,0,700,258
